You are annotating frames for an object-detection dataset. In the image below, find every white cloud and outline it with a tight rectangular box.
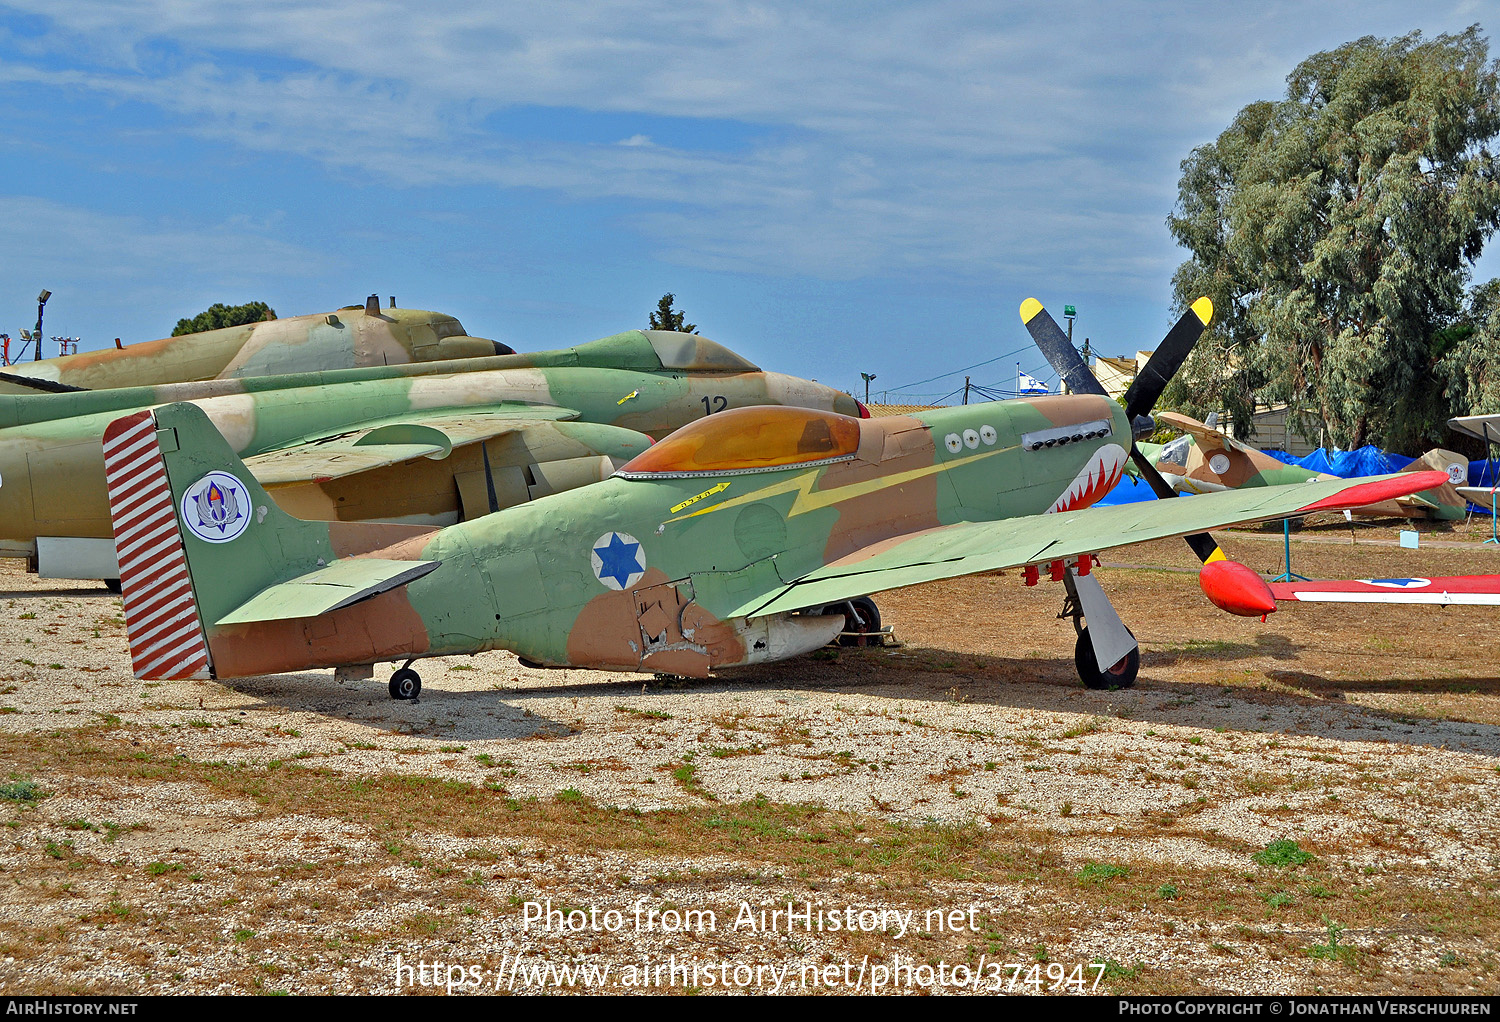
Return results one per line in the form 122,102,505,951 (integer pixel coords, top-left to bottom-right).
0,0,1489,289
0,195,328,324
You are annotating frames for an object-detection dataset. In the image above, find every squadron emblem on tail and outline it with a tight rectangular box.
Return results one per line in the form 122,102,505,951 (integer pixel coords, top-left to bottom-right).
182,472,250,543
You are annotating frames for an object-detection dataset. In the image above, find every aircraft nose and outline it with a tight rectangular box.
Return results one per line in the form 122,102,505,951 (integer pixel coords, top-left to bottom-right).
763,372,863,417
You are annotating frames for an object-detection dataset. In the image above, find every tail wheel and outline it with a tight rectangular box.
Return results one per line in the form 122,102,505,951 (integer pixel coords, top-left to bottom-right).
1074,626,1138,689
837,596,881,647
389,667,421,701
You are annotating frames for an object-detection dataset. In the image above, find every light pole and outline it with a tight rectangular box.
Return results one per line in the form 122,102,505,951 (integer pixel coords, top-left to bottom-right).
860,372,876,405
1062,304,1080,393
34,290,50,361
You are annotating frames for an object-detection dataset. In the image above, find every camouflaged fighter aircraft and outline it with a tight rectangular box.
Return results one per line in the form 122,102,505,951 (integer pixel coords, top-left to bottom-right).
99,299,1446,699
0,296,509,395
0,330,862,582
1139,413,1468,520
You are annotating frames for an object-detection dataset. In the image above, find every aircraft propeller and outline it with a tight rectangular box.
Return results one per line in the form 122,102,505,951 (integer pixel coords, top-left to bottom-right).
1020,297,1227,566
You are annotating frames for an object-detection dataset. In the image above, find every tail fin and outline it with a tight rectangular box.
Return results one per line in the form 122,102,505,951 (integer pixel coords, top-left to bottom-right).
102,410,213,680
1400,449,1468,519
103,402,430,679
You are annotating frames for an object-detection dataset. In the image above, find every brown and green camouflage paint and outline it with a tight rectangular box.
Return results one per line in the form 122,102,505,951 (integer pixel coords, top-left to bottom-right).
0,306,502,394
0,331,863,558
137,394,1126,679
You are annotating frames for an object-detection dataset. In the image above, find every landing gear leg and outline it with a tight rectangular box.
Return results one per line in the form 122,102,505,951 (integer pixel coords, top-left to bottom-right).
837,596,882,647
389,660,421,701
1061,568,1139,689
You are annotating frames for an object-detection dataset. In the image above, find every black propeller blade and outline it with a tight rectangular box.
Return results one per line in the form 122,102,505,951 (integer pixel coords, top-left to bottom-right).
1020,296,1226,565
1019,298,1107,398
1121,297,1213,422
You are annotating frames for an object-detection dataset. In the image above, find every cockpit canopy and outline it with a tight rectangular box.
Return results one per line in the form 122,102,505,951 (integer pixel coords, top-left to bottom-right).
1160,435,1192,467
641,331,760,372
618,406,862,477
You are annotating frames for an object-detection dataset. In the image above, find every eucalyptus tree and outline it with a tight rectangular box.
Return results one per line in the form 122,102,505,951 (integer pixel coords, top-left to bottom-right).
1164,27,1500,451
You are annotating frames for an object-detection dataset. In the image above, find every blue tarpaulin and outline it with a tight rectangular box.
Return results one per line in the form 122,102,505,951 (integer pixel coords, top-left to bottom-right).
1260,445,1412,476
1096,444,1500,512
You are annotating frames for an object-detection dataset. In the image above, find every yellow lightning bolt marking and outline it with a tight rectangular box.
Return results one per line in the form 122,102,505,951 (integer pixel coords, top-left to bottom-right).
617,389,639,405
661,445,1015,525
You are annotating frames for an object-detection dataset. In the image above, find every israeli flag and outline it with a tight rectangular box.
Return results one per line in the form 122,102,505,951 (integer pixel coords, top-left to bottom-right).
1018,370,1049,395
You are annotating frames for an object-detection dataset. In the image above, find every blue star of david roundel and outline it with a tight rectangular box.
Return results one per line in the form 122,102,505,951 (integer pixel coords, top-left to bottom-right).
590,531,645,590
180,471,252,544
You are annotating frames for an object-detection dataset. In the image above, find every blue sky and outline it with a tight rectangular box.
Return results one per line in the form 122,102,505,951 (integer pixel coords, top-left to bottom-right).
0,1,1496,403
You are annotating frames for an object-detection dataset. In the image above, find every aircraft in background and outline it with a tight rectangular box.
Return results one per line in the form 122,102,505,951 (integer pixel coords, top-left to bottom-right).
0,296,511,395
1135,412,1468,520
1270,576,1500,606
100,299,1446,699
1450,413,1500,447
1449,414,1500,510
0,330,863,583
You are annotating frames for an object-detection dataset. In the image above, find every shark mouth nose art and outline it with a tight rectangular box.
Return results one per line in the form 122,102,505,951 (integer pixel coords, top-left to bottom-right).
1048,443,1127,513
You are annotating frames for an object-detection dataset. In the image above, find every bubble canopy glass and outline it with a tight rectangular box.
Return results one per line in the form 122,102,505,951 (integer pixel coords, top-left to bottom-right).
618,406,862,477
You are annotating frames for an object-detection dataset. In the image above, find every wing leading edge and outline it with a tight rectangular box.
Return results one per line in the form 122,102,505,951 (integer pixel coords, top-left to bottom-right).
725,470,1450,619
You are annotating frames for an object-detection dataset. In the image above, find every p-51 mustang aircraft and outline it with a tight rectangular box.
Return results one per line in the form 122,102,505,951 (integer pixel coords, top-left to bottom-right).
102,299,1445,698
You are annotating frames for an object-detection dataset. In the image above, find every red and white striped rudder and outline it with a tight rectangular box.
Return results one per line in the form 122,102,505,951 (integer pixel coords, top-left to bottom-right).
102,410,212,680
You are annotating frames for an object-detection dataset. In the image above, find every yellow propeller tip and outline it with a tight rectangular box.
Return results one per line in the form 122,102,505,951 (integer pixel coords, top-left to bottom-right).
1204,547,1227,564
1019,297,1044,323
1191,296,1213,326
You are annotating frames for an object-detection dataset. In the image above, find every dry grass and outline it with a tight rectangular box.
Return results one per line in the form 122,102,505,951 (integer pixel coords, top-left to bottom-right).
1,723,1497,994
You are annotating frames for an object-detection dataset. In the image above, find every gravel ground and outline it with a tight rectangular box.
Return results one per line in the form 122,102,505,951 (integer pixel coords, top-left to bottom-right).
1,525,1498,997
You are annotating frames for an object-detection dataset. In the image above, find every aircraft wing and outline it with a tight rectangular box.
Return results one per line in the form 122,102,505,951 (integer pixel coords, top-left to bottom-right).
728,471,1449,618
1269,576,1500,606
244,408,582,485
1450,413,1500,444
1154,411,1248,455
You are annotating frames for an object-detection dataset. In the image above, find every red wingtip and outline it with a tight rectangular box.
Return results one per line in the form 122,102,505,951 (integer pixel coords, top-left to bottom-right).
855,400,871,419
1295,470,1450,515
1199,560,1277,617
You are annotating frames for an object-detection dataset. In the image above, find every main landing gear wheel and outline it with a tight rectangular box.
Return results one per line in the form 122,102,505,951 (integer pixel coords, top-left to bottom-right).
389,667,421,701
837,596,881,647
1074,627,1139,690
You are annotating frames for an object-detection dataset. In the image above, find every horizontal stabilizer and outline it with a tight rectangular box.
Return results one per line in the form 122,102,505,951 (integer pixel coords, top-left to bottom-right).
216,558,441,625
